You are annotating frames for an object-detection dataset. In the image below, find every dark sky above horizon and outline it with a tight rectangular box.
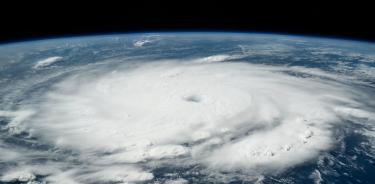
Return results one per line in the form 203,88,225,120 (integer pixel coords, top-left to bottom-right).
1,1,374,44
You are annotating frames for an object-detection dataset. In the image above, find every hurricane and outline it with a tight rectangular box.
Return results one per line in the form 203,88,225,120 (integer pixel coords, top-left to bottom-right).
0,33,374,184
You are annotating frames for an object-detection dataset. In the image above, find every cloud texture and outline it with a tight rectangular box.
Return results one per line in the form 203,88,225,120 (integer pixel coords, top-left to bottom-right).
1,58,374,183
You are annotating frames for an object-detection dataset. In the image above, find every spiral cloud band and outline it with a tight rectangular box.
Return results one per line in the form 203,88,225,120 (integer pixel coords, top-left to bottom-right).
2,58,374,183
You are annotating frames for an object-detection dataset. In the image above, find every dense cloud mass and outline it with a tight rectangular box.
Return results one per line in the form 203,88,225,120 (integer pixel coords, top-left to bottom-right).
0,33,375,184
1,55,374,183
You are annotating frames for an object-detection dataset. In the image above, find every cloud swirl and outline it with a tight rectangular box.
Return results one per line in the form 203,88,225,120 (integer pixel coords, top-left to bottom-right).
1,58,374,183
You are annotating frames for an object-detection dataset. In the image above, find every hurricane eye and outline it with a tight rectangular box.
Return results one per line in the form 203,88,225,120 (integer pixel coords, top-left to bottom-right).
183,95,202,103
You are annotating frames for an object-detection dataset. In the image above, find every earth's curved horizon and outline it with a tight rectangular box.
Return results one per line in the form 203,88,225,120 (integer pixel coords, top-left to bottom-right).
0,32,374,184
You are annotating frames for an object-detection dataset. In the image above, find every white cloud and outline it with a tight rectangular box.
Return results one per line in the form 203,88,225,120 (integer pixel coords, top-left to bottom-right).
33,56,63,69
133,39,153,47
309,169,323,184
164,178,188,184
193,54,242,63
2,58,374,183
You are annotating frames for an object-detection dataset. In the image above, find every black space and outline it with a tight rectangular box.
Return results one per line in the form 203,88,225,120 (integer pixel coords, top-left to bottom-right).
1,1,374,44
